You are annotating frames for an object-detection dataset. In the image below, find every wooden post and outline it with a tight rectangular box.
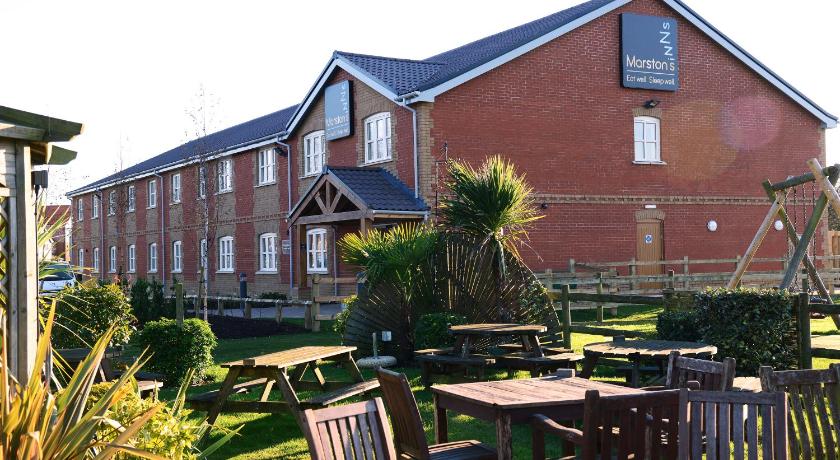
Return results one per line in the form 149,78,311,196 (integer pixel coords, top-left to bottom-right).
12,142,37,382
667,269,675,290
275,300,283,324
629,258,637,292
796,292,812,369
781,192,830,289
175,283,184,327
310,275,321,332
568,259,576,276
596,273,604,323
683,256,690,290
561,285,572,349
808,158,840,217
216,296,223,315
244,299,252,319
727,198,782,289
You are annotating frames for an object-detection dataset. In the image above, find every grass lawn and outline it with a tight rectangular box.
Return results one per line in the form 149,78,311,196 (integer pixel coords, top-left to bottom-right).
156,307,839,459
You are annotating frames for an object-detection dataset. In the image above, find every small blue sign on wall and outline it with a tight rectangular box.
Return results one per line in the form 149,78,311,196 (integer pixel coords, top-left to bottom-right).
325,80,352,140
621,13,679,91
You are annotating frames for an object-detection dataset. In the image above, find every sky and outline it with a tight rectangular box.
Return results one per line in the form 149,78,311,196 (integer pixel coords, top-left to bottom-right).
1,1,838,203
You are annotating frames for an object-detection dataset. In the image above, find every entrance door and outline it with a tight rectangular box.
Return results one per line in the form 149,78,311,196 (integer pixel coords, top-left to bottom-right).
636,212,664,290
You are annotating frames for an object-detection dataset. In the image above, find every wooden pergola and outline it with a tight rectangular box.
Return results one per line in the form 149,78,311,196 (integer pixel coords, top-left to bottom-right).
0,105,83,382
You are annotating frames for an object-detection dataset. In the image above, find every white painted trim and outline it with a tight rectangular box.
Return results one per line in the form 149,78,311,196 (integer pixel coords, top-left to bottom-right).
413,0,632,102
663,0,836,128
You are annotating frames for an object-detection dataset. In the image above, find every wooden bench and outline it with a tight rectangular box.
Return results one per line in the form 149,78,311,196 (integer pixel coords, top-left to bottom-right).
415,353,495,388
186,378,270,408
495,352,584,377
300,379,380,407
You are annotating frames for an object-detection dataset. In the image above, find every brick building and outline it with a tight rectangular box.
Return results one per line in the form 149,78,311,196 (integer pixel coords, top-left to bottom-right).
68,0,837,297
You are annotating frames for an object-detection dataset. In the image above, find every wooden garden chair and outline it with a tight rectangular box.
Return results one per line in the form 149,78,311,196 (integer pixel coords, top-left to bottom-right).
643,350,736,391
301,397,397,460
678,388,788,459
531,389,681,459
376,368,496,460
759,364,840,459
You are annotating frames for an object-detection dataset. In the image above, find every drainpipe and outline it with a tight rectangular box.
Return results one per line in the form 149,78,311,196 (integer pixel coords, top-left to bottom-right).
153,171,166,291
331,224,338,296
396,97,420,199
96,188,104,281
276,139,294,293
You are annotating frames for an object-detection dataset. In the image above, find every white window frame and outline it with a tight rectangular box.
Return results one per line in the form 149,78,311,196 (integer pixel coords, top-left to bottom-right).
93,247,100,273
171,173,181,203
633,116,662,163
127,185,136,212
148,179,157,208
258,148,276,185
78,248,85,268
218,236,234,272
77,199,84,221
148,243,158,273
303,130,326,177
259,233,278,272
91,195,99,219
306,228,328,274
217,159,232,193
108,191,116,216
109,246,117,273
364,112,392,164
172,240,183,273
127,244,136,273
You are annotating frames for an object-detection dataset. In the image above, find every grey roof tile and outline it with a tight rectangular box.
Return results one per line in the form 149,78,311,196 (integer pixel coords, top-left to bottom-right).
328,167,428,212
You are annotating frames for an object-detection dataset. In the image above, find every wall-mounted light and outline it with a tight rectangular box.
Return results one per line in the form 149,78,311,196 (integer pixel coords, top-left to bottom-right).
540,203,549,210
644,99,661,109
707,220,718,232
774,220,784,231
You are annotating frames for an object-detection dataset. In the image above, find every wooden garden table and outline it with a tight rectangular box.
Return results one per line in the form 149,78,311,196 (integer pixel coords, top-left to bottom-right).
579,339,717,387
449,323,548,357
187,345,379,425
432,373,643,460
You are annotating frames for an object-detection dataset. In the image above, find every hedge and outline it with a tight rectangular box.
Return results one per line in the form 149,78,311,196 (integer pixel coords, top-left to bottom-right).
414,313,467,351
51,282,136,349
136,318,217,386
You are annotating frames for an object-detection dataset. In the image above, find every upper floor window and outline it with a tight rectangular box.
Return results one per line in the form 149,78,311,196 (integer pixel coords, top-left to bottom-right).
303,131,326,176
127,244,136,273
364,113,392,164
127,185,136,212
633,116,661,163
171,173,181,203
198,166,207,198
259,233,277,272
108,191,116,215
109,246,117,273
91,195,99,219
148,243,158,273
217,159,232,193
172,240,183,273
77,199,84,221
93,247,100,272
306,228,327,274
258,148,276,184
148,179,157,208
218,236,234,272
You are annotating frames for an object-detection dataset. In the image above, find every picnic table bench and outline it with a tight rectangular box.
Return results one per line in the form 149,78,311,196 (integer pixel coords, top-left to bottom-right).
186,345,379,425
55,347,163,398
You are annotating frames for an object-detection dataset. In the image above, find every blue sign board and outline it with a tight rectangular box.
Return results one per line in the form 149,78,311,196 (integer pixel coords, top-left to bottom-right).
621,13,679,91
324,80,352,140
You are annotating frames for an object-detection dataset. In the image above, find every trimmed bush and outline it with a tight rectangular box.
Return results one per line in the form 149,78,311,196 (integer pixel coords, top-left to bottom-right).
414,313,468,351
52,282,136,349
136,318,217,386
130,278,171,323
656,310,701,342
694,288,796,375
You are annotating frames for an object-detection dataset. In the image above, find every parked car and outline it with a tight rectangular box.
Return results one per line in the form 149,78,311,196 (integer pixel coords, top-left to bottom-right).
39,263,76,295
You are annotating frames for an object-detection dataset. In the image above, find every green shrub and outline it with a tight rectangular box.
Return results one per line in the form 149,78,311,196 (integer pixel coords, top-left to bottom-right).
694,288,796,375
656,310,701,342
136,318,217,386
258,291,287,300
414,313,467,350
130,278,170,323
334,295,358,336
52,281,136,349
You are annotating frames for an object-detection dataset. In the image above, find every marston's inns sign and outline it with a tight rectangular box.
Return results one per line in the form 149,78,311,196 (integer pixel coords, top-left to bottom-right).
621,13,679,91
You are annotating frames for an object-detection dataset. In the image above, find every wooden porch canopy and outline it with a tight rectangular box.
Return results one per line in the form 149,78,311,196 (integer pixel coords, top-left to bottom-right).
0,106,84,166
287,166,428,228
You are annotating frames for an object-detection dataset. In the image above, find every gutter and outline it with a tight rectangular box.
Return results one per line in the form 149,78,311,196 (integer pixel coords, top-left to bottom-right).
153,171,166,291
395,92,421,199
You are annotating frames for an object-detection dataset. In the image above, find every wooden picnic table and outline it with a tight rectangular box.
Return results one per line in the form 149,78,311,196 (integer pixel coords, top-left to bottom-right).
449,323,548,358
55,347,163,398
579,339,717,387
187,345,379,425
432,372,643,460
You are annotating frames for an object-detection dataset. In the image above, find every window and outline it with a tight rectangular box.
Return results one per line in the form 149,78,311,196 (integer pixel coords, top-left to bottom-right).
148,243,157,273
306,228,327,273
199,239,208,271
108,191,116,215
78,248,85,268
218,236,234,272
259,233,277,272
633,116,661,163
258,148,276,184
171,173,181,203
127,244,136,273
364,113,392,164
93,247,100,272
198,166,207,198
109,246,117,272
217,159,232,192
172,240,182,273
127,185,136,212
148,179,157,208
91,195,99,219
303,131,326,176
77,199,84,221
